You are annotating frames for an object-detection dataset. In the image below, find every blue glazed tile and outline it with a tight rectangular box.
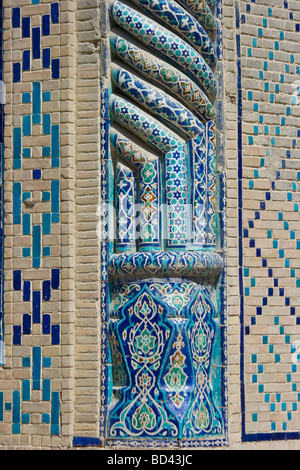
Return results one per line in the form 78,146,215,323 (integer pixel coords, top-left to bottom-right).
12,8,21,28
23,214,31,235
51,325,60,345
32,27,41,60
23,115,31,136
42,280,51,301
73,436,102,448
22,380,30,401
42,146,51,157
51,269,60,290
13,270,21,291
51,125,60,166
43,114,51,135
22,357,31,368
23,148,31,159
52,59,60,79
43,91,51,102
51,3,59,24
52,213,60,223
42,191,50,202
33,169,41,180
32,291,41,324
51,392,60,434
43,246,50,256
42,15,50,36
22,50,31,71
13,183,21,224
42,379,51,401
32,347,41,390
23,196,32,210
22,413,30,424
22,92,31,104
13,326,21,346
32,82,41,124
42,414,50,424
51,180,60,220
32,225,41,268
43,48,51,69
22,314,31,335
22,17,31,38
42,314,51,335
23,281,31,302
12,391,20,434
13,128,22,170
43,357,51,368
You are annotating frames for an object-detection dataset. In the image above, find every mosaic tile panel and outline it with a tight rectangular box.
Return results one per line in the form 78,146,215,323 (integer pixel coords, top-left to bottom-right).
100,0,228,447
238,0,300,440
0,0,62,437
0,0,4,365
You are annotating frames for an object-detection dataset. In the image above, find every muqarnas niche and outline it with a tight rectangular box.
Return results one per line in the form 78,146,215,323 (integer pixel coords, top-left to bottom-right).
103,0,227,446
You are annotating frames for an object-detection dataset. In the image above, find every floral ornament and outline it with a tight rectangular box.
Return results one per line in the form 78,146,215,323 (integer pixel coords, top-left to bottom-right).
136,328,156,355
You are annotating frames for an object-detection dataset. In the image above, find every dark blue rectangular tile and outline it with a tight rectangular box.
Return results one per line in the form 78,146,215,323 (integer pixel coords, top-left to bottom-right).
22,17,30,38
23,50,30,71
42,314,51,335
51,325,60,345
43,48,51,68
12,8,21,28
42,15,50,35
51,269,60,290
22,314,31,335
32,291,41,324
51,58,60,79
43,280,51,301
32,27,41,60
13,63,21,83
51,3,59,23
23,280,31,302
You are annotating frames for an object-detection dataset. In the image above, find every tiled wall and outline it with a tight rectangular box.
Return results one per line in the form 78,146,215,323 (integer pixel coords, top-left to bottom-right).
1,0,300,450
0,0,76,448
238,0,300,441
3,0,62,439
0,0,4,366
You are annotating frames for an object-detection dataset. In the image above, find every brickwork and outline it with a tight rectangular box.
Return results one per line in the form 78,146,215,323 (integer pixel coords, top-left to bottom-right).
74,0,102,440
0,0,300,451
0,0,76,449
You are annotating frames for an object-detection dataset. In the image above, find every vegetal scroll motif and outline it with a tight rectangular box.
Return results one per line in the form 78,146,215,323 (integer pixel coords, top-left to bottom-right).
103,0,226,446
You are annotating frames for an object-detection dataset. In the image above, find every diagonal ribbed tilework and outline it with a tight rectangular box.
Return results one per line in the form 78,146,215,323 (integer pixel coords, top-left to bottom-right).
98,0,228,448
0,0,61,437
238,0,300,440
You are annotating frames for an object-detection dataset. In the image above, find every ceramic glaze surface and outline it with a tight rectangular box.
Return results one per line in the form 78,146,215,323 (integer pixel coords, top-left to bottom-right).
102,0,227,446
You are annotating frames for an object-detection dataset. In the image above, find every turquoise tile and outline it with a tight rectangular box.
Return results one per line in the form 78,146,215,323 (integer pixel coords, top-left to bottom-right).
32,82,41,124
42,379,51,401
23,214,31,235
43,91,51,102
42,213,51,235
22,380,30,401
32,347,41,390
22,92,31,103
13,128,22,169
23,115,31,136
13,183,21,224
43,114,51,135
32,225,41,268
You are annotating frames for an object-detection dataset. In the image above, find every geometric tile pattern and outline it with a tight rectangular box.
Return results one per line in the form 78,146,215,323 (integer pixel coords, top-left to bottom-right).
100,0,228,448
239,0,300,440
0,0,61,437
